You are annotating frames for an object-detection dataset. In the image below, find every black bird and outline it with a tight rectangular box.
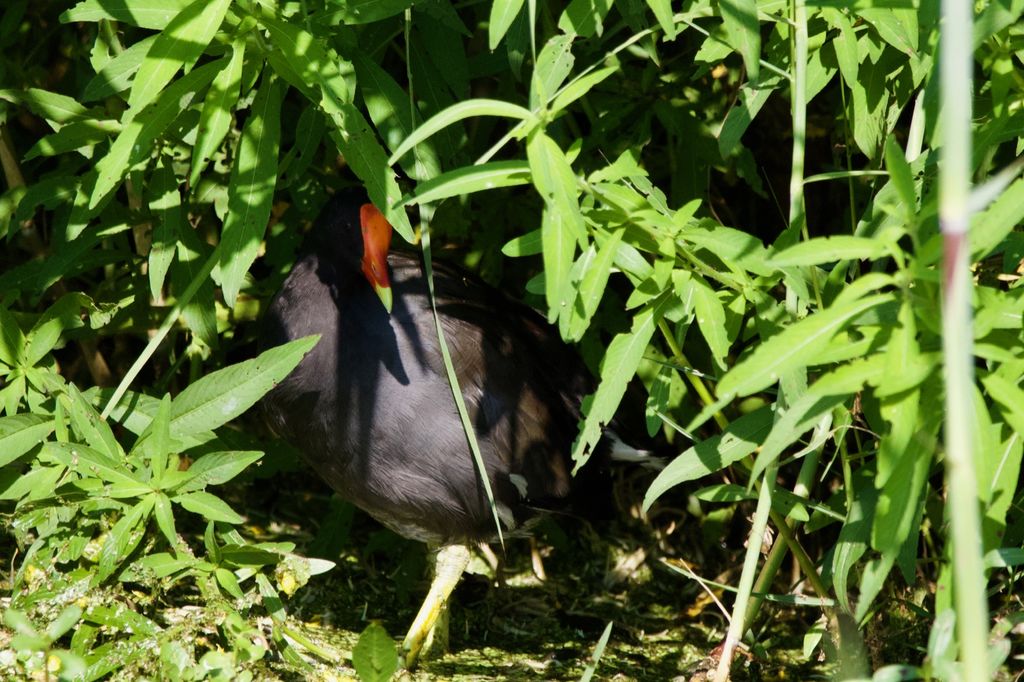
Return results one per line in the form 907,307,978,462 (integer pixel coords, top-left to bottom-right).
261,189,655,666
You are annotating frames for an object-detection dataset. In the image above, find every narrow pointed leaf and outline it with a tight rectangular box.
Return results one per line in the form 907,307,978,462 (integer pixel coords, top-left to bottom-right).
127,0,231,111
643,405,774,511
489,0,527,50
0,414,54,467
91,59,222,210
397,161,530,208
219,74,284,308
174,451,263,493
388,99,534,165
719,0,760,80
717,293,893,399
61,0,193,29
174,491,244,523
169,335,318,438
572,296,669,468
189,38,246,188
260,14,413,241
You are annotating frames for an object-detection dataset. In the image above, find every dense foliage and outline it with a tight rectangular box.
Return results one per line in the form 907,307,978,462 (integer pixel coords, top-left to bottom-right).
1,0,1022,679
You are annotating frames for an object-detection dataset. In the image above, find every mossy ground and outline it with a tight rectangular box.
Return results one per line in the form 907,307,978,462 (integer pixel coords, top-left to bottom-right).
4,450,977,681
238,466,838,681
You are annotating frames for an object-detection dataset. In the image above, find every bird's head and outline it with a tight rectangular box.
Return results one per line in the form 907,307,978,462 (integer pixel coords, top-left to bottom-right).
310,188,394,313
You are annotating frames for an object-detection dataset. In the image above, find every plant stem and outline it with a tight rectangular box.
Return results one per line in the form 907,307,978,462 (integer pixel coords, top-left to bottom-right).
713,462,778,682
939,0,989,678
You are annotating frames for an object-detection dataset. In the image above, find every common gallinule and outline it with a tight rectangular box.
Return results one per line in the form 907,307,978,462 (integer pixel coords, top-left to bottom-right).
261,188,653,666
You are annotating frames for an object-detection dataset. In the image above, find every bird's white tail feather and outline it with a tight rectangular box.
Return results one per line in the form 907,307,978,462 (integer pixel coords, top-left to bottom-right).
606,431,666,470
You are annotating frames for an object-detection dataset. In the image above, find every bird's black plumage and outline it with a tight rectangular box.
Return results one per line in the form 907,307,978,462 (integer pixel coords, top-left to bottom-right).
261,190,603,546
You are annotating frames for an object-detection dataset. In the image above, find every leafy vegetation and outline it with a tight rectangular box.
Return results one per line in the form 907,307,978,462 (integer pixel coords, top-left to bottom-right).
1,0,1023,680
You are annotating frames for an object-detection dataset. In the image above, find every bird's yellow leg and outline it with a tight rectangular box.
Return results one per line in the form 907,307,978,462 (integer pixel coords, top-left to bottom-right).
402,544,472,668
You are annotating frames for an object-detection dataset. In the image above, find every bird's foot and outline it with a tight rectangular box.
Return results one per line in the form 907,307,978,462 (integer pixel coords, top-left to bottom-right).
402,544,472,669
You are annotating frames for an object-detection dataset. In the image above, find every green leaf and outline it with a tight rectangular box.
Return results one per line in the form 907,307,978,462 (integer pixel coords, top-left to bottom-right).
550,65,618,114
530,33,575,109
489,0,526,50
717,292,892,399
558,0,615,38
23,119,120,160
26,293,90,366
83,36,157,101
352,622,399,682
169,335,318,438
172,227,219,349
4,609,39,638
215,567,244,598
860,8,918,57
0,304,27,368
823,10,858,88
528,132,584,324
985,548,1024,569
980,374,1024,540
573,296,669,468
64,383,122,459
332,0,415,23
204,520,221,561
86,387,216,451
645,366,673,437
580,621,614,682
397,161,531,208
883,137,916,225
0,414,54,467
567,229,622,340
718,0,760,80
219,74,284,308
220,544,282,567
90,59,222,212
971,177,1024,261
354,54,441,182
46,442,146,493
691,274,729,370
137,394,172,484
61,0,194,29
280,105,325,185
846,35,889,159
97,496,154,581
260,14,413,242
680,223,774,276
721,83,774,157
502,229,543,257
871,402,937,567
153,492,178,547
84,603,159,636
645,0,678,40
174,491,244,523
173,451,263,493
45,605,83,642
388,99,534,166
0,462,63,501
875,299,932,398
0,88,90,124
983,372,1024,437
643,405,774,511
189,38,245,188
831,469,876,614
769,236,889,266
127,0,231,111
751,355,886,480
148,157,182,299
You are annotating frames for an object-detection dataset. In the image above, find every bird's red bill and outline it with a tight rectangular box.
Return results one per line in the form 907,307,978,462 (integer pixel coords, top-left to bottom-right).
359,203,394,311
